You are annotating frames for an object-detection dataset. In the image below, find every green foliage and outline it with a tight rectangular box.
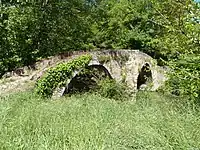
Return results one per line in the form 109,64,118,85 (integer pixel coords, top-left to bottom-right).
0,0,92,77
90,0,154,50
167,55,200,103
89,0,199,59
35,55,92,97
148,0,200,58
97,78,131,101
148,0,200,102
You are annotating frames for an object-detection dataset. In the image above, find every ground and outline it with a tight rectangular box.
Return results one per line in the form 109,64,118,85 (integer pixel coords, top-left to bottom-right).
0,91,199,150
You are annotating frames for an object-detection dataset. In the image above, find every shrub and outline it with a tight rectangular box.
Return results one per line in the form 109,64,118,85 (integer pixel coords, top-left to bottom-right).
167,54,200,104
97,78,131,101
35,55,92,97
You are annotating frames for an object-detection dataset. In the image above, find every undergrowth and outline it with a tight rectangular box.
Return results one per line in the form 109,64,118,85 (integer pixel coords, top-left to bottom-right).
97,78,131,101
0,91,199,149
35,55,92,97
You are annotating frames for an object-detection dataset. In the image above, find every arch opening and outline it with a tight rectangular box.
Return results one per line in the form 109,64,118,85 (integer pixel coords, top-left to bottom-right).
64,65,112,95
137,63,153,90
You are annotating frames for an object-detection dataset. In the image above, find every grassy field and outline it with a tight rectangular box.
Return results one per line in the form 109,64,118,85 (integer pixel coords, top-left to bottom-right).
0,91,200,150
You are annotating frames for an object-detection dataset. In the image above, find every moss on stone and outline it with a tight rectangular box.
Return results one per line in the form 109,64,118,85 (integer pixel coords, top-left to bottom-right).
97,55,111,64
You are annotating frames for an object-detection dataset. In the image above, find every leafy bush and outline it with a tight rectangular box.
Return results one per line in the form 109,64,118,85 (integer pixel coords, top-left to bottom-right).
0,0,92,77
167,55,200,104
97,78,131,101
35,55,92,97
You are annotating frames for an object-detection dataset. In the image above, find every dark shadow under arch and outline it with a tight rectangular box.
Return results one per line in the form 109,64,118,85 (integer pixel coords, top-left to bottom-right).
64,64,112,95
137,63,153,90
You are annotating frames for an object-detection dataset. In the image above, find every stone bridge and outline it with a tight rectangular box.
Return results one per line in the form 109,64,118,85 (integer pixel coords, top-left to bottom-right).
0,49,166,96
45,50,167,97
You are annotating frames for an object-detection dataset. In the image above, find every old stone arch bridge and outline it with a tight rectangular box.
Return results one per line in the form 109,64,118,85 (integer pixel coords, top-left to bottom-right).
35,50,167,97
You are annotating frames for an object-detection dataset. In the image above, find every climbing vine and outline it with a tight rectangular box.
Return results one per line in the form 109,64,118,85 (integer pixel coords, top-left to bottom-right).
35,55,92,97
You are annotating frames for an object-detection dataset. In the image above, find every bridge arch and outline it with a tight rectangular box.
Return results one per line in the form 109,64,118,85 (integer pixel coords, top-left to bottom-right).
63,64,112,95
39,50,166,98
137,63,153,90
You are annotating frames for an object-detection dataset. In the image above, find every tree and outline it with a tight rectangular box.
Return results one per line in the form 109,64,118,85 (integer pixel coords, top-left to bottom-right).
0,0,92,76
149,0,200,102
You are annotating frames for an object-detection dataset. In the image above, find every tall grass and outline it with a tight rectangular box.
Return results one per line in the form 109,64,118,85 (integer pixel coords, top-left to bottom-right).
0,91,200,150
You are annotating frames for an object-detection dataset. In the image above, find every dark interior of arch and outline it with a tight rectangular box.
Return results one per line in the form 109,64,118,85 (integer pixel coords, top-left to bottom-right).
64,65,112,95
137,63,152,90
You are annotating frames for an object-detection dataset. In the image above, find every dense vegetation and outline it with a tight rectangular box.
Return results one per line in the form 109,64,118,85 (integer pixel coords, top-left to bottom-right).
35,55,92,97
0,91,200,149
0,1,200,99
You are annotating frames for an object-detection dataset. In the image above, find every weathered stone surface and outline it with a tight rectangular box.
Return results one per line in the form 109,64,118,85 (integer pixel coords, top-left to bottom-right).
53,50,167,96
86,50,167,91
0,50,167,96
